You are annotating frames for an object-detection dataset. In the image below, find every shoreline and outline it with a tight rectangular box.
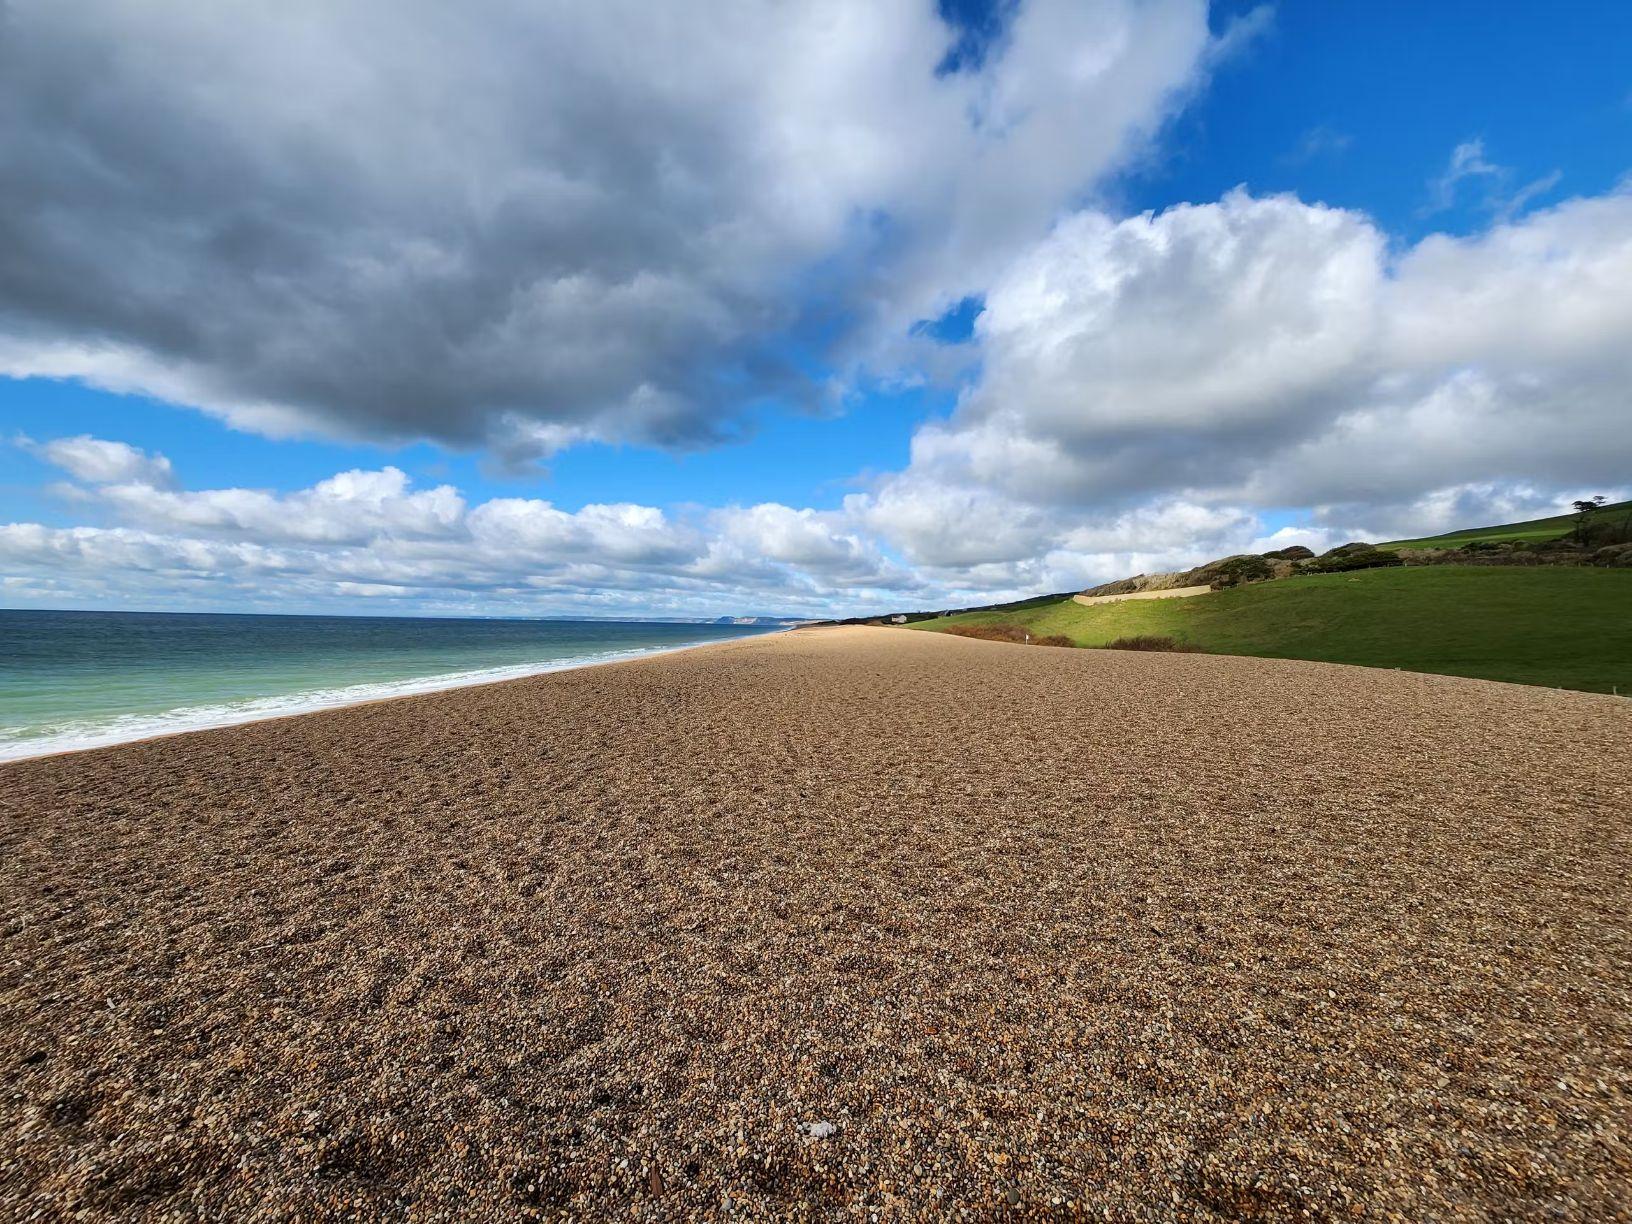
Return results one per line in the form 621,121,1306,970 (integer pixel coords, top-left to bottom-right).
0,627,781,766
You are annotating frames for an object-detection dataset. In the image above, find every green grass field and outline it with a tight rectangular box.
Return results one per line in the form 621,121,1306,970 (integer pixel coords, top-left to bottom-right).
1381,500,1632,549
910,566,1632,693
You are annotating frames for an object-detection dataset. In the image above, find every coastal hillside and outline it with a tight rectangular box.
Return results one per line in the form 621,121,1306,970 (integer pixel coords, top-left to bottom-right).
906,500,1632,693
911,567,1632,693
1381,498,1632,550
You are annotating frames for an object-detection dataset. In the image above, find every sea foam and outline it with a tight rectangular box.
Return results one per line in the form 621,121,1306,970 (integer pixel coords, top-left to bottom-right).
0,639,722,763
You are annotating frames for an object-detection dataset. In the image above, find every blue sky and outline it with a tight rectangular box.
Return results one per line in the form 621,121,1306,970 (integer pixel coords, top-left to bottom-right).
1137,1,1632,240
2,2,1628,617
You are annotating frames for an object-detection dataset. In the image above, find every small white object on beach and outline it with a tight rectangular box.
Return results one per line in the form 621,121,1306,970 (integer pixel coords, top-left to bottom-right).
799,1120,837,1142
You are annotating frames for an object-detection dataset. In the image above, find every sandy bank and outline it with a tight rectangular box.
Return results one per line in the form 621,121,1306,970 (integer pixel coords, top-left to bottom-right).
1071,583,1214,607
3,626,1628,1219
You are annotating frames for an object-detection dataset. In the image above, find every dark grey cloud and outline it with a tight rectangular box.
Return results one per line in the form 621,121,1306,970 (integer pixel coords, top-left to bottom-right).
0,0,1213,457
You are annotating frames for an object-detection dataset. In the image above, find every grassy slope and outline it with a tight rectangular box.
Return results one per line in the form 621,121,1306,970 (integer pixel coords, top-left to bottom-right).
911,566,1632,693
1381,499,1632,549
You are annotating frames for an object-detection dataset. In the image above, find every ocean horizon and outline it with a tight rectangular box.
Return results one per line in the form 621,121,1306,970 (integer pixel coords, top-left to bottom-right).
0,609,777,762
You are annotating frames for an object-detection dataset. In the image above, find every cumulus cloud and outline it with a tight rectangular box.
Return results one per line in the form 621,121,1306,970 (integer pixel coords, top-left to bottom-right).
713,504,910,587
965,191,1383,486
19,435,176,488
11,185,1632,617
10,430,1283,615
92,467,467,545
468,500,695,569
851,184,1632,570
5,438,936,616
4,5,1628,614
0,0,1219,457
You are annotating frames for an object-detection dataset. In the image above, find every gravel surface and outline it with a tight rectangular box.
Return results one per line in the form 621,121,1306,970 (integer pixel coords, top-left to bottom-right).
2,626,1629,1220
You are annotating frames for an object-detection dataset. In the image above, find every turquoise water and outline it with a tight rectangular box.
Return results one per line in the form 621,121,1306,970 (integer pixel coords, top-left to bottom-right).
0,610,775,761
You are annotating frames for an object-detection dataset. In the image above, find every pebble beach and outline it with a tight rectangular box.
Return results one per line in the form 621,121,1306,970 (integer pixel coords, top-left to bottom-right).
2,625,1629,1219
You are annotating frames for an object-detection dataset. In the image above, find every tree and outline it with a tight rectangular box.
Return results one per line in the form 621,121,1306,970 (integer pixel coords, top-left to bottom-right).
1572,495,1607,542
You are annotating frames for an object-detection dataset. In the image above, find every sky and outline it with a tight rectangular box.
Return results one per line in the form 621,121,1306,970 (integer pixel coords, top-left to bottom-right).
1,0,1629,620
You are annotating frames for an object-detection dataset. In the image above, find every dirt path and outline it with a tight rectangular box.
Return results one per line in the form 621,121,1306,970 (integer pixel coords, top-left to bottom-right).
3,626,1629,1219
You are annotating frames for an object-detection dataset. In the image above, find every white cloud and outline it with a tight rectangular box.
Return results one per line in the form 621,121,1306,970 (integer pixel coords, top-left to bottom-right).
87,466,467,546
1309,483,1580,544
19,171,1632,626
1385,190,1632,370
847,182,1632,570
973,190,1382,443
468,499,695,567
1282,125,1351,164
1426,139,1504,213
6,439,937,616
20,434,176,488
848,474,1049,569
1424,137,1560,219
14,185,1632,618
713,504,908,586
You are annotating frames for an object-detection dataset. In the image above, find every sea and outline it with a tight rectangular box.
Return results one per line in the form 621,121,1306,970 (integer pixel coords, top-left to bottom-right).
0,609,779,763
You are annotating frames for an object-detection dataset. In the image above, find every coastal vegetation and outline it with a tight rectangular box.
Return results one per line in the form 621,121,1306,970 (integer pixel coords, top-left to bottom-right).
940,623,1075,647
912,565,1632,693
1101,634,1204,652
896,499,1632,693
